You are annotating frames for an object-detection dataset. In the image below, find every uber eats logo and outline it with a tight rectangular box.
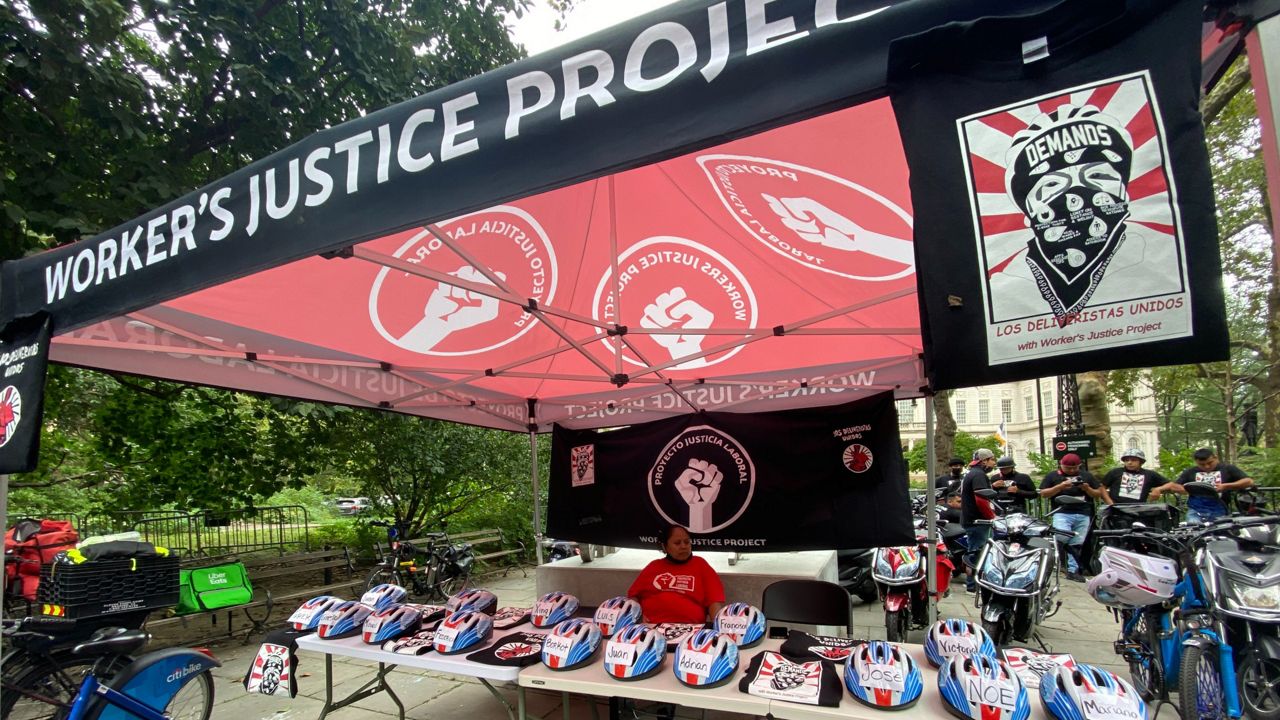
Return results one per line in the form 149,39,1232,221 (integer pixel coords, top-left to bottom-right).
649,426,755,534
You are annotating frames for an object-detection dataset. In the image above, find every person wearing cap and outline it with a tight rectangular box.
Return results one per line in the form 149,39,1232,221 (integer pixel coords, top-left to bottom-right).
1039,453,1110,581
959,448,998,593
1150,448,1254,523
1101,449,1168,504
937,457,966,495
993,456,1038,514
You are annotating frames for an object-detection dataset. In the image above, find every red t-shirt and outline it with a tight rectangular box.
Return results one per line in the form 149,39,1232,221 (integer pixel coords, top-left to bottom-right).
627,555,726,623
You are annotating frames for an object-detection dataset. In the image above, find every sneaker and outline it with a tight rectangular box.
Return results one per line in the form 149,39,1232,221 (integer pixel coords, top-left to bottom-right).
1066,572,1085,583
965,584,976,594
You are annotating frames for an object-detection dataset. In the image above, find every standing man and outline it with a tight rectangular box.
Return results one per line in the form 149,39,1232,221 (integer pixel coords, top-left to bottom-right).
1150,448,1254,523
960,448,998,593
994,456,1038,513
1102,449,1168,504
1039,453,1110,582
938,457,967,494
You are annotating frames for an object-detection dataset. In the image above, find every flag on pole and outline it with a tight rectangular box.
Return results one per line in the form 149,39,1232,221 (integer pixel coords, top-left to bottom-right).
995,421,1008,450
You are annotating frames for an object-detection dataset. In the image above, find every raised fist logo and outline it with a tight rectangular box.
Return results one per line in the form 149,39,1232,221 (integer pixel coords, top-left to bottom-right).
396,265,506,352
641,287,714,369
771,659,810,691
762,194,914,267
675,459,722,532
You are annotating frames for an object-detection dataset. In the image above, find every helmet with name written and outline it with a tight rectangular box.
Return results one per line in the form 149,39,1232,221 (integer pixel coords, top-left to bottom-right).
360,583,407,612
541,618,602,670
316,600,374,640
713,602,766,648
593,596,643,637
362,604,422,644
938,654,1030,720
433,609,493,654
844,641,924,710
1040,663,1146,720
602,624,666,681
531,591,580,628
672,629,739,689
925,618,997,668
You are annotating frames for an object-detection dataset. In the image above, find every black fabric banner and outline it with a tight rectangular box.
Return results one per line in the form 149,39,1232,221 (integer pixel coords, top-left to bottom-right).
0,314,52,474
888,0,1229,389
0,0,1062,334
547,392,912,551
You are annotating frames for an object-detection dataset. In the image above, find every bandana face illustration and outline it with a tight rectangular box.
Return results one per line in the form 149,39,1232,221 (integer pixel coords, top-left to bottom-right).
1007,108,1134,321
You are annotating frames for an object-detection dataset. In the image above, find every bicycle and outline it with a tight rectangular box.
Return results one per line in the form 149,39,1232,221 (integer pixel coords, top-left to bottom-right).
365,520,473,601
1093,510,1280,719
2,616,218,720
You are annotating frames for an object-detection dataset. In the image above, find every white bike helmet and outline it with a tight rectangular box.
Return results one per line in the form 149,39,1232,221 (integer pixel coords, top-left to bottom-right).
446,588,497,616
531,591,580,628
362,604,422,644
1087,547,1177,608
288,595,345,631
714,602,766,649
360,583,407,612
593,596,643,637
938,655,1031,720
433,609,493,654
924,618,998,668
603,624,666,681
317,600,375,639
672,629,739,688
1040,664,1147,720
844,641,924,710
541,618,602,670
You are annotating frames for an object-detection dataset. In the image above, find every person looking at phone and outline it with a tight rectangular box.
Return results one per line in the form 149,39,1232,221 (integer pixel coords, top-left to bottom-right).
627,525,725,623
1150,447,1253,523
1039,453,1110,582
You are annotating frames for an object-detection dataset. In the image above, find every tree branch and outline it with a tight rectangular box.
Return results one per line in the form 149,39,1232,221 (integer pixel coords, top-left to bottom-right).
1203,60,1252,125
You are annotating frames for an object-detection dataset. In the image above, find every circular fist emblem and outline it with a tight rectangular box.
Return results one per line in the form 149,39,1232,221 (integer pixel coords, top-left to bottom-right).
698,155,914,281
368,206,557,356
0,385,22,448
842,444,873,473
593,237,757,370
648,426,755,534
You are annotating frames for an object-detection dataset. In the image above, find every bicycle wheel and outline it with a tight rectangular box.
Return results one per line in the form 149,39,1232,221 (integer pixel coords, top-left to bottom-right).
1121,612,1162,701
437,566,471,600
164,669,214,720
366,568,403,592
1179,642,1227,720
1,653,131,720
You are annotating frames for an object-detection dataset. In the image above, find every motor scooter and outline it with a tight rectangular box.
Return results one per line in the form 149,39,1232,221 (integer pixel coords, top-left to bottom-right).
872,515,953,643
972,489,1080,646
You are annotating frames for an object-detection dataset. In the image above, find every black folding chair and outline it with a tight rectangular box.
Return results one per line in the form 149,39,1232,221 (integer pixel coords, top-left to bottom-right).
762,579,853,637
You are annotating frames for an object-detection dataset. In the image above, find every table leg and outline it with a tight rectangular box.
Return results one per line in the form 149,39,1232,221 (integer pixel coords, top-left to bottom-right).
517,686,526,720
478,678,518,720
314,657,402,720
563,691,571,720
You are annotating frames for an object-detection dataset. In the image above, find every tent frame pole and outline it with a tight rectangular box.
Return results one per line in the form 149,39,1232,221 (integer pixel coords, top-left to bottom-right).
924,396,938,625
530,431,543,566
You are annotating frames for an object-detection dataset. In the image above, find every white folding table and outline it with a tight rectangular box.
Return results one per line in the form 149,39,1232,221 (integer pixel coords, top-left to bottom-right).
296,631,524,720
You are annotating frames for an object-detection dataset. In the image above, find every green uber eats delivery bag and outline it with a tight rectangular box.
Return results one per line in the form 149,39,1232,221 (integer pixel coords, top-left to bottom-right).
176,562,253,614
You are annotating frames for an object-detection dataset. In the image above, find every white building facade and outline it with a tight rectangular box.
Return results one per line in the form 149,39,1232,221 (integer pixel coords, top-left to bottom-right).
897,377,1163,467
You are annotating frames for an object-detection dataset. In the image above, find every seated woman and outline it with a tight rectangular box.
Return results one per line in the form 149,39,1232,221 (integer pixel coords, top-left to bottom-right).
627,525,725,623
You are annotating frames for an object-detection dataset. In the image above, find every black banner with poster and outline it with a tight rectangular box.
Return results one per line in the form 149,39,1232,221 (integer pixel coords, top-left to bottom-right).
0,314,52,474
547,392,913,551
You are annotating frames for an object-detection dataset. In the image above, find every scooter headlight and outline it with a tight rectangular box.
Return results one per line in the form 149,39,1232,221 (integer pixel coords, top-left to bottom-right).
1224,583,1280,613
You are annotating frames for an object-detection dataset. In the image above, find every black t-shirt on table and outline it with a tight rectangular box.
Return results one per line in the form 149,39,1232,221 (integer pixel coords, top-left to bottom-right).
1040,470,1101,515
1102,467,1168,503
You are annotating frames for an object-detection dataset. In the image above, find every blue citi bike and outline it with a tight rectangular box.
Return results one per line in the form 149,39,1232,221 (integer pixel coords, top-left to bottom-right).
2,615,218,720
1091,491,1279,719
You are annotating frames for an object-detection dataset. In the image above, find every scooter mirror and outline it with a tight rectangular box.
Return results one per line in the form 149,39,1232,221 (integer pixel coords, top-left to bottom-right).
976,489,998,500
1183,481,1220,498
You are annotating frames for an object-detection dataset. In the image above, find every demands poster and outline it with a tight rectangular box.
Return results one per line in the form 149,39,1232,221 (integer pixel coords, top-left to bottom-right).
547,392,913,551
958,72,1191,366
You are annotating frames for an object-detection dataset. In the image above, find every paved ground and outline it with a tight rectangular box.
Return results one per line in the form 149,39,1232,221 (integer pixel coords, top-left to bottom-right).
199,566,1124,720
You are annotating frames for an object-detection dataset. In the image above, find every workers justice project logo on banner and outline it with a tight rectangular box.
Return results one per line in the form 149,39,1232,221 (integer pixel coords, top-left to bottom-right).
546,393,914,551
648,426,755,534
957,72,1191,366
368,206,557,356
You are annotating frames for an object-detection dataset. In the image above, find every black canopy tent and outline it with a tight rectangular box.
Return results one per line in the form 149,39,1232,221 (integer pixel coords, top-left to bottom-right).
0,0,1268,589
